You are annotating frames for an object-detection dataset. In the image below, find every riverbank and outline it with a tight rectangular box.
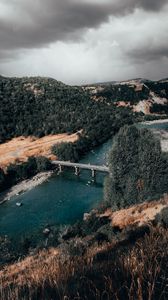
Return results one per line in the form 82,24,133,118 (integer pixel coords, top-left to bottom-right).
139,119,168,152
0,171,54,204
142,118,168,125
152,129,168,152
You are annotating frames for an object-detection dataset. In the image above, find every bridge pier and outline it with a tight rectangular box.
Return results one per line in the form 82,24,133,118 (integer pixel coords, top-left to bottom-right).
58,164,63,173
91,169,96,180
75,166,80,176
52,161,109,177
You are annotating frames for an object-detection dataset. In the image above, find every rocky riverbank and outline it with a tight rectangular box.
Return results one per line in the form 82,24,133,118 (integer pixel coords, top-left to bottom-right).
0,171,54,204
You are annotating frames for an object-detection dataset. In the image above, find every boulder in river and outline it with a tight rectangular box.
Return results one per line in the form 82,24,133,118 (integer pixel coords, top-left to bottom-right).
43,228,50,235
16,202,22,207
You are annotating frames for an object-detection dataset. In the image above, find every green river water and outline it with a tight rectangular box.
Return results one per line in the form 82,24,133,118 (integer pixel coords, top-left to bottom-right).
0,140,112,240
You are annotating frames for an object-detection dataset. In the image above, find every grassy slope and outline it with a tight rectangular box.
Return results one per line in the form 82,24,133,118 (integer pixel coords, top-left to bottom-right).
0,133,79,169
0,198,168,300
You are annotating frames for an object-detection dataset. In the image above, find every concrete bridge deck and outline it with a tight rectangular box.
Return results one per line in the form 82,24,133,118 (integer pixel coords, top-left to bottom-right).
52,160,109,177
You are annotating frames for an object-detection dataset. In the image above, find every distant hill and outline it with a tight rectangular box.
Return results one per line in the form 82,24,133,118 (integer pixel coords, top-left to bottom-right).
0,75,134,144
0,76,84,142
158,78,168,83
84,80,117,87
83,78,168,115
1,75,167,146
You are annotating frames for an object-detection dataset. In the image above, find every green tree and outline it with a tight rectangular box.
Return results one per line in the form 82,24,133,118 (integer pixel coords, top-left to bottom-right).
0,168,5,191
52,142,79,162
35,156,51,172
6,163,30,185
104,125,167,210
25,157,37,177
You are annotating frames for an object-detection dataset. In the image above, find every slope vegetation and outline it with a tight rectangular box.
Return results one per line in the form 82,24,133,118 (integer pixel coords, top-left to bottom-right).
1,198,168,300
84,78,168,115
0,76,133,144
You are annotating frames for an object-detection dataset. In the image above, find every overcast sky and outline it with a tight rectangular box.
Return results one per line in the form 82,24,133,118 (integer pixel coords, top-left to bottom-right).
0,0,168,85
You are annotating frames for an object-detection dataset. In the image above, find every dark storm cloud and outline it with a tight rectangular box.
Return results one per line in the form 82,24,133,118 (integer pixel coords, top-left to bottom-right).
0,0,167,55
137,0,167,10
129,45,168,62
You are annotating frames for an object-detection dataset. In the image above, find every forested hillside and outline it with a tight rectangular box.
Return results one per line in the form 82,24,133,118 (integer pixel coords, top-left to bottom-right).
0,76,135,144
89,83,150,104
0,75,137,191
147,80,168,98
84,78,168,114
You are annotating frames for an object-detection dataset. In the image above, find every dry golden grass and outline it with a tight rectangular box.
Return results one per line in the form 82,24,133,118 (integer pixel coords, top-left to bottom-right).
0,227,168,300
0,198,167,300
0,248,60,288
119,227,168,300
0,133,79,170
100,195,168,229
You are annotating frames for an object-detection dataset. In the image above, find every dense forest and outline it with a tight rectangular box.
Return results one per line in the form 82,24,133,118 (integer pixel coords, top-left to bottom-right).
0,76,136,144
147,80,168,98
85,79,168,114
150,103,168,114
94,83,150,104
104,125,168,209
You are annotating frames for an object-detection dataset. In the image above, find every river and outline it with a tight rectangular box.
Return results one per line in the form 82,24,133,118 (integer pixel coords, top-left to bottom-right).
0,140,112,240
0,120,168,242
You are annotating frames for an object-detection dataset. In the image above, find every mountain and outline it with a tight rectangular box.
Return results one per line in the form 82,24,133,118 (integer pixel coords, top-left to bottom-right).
83,78,168,115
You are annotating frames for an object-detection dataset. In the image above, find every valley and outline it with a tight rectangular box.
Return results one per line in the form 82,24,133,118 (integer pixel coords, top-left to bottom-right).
1,0,168,298
0,75,168,300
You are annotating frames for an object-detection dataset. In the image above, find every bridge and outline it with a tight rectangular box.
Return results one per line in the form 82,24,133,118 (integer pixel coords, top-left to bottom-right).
52,160,109,179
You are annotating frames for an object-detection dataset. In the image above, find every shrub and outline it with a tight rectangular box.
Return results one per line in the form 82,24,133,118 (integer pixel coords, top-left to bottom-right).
52,142,79,162
35,156,52,172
